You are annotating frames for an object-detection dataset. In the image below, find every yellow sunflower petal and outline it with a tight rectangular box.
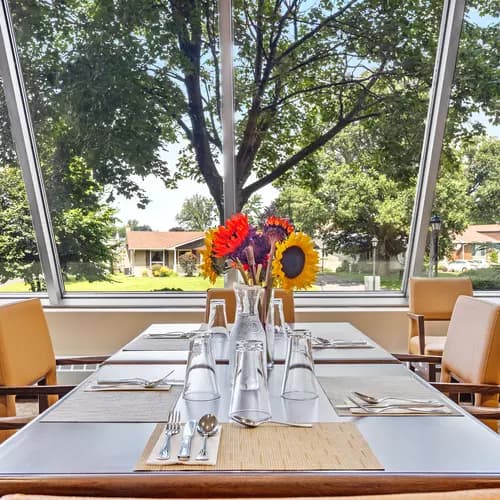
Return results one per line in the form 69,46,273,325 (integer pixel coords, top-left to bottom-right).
272,232,319,290
199,229,220,284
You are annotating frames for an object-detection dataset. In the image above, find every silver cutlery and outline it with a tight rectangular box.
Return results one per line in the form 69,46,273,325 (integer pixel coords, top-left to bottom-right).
231,415,312,428
352,391,439,406
351,405,448,414
177,419,197,460
158,411,181,460
96,369,174,389
195,414,219,461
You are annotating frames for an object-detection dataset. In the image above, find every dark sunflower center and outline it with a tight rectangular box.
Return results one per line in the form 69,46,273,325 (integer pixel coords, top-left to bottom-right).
281,246,305,279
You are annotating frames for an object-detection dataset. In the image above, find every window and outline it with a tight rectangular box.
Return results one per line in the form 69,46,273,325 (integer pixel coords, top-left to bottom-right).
1,0,497,304
427,5,499,291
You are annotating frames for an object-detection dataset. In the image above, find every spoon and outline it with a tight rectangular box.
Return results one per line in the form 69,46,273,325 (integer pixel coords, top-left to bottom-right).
195,414,219,461
231,415,312,428
352,391,439,406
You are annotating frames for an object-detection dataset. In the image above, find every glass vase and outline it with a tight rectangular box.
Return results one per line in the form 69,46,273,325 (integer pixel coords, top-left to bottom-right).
228,283,266,373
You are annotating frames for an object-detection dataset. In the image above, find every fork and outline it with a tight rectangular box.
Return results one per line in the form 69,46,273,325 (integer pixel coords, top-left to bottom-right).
351,405,447,414
158,411,181,460
97,370,174,389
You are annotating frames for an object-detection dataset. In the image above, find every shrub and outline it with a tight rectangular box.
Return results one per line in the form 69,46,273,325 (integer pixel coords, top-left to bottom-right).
179,252,198,276
489,250,498,264
462,267,500,290
141,269,149,277
159,266,172,277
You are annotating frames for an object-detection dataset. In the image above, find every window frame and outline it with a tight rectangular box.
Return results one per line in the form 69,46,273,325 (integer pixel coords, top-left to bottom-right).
1,0,493,308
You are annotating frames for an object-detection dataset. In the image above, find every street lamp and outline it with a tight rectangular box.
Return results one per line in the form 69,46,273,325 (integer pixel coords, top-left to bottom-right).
371,236,378,291
429,215,442,278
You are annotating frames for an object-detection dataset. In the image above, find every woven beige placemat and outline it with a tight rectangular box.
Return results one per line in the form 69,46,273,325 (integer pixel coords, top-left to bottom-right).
41,386,182,423
123,337,191,351
135,422,383,471
318,375,461,416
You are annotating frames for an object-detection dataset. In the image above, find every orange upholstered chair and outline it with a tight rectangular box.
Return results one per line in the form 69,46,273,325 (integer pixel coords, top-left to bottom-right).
0,299,107,440
398,295,500,431
205,288,295,323
407,277,473,355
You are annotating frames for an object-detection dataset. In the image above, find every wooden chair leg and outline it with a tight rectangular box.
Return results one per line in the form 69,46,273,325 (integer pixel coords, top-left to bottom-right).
38,378,49,413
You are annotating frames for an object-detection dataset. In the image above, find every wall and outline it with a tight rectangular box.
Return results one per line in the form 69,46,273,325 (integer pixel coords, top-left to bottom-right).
45,307,410,356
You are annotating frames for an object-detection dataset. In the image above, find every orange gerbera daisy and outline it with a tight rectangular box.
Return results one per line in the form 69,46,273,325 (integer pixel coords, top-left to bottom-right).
212,213,253,259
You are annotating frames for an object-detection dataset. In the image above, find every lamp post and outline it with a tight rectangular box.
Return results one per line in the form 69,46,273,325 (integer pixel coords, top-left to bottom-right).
429,215,442,278
371,236,378,291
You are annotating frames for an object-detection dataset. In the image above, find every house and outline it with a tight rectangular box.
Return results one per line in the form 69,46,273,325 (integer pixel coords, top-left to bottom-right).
451,224,500,261
125,230,205,275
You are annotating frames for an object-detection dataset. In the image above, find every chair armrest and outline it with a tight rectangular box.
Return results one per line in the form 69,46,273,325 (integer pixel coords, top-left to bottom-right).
431,382,500,395
0,416,33,430
464,406,500,420
407,313,425,354
394,353,442,364
56,355,109,366
0,385,75,397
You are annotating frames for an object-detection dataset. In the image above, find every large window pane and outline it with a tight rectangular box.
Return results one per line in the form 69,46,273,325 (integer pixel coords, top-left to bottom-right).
234,0,443,292
428,5,499,291
0,81,46,293
9,0,222,292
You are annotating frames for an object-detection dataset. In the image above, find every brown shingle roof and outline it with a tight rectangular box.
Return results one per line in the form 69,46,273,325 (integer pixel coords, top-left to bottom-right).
453,224,500,244
126,231,205,250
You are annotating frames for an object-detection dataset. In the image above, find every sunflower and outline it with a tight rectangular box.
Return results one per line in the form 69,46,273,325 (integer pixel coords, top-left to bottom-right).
272,232,319,290
200,229,224,284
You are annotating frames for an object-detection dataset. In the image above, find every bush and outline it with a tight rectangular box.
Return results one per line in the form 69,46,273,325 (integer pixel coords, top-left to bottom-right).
489,250,498,264
179,252,198,277
159,266,172,277
141,269,149,277
151,263,162,277
462,267,500,290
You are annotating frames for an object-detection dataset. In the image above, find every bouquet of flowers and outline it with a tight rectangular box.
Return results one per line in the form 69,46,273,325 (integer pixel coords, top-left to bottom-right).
200,213,319,321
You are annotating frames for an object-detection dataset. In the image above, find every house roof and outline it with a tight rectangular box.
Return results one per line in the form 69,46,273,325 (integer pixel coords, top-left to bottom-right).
126,231,205,250
453,224,500,244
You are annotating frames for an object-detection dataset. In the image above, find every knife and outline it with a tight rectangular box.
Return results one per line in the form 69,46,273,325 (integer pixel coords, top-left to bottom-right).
177,419,197,460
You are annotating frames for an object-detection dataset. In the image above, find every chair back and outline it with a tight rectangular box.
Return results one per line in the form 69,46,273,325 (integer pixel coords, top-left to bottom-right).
408,277,473,347
409,277,473,320
441,295,500,429
205,288,295,323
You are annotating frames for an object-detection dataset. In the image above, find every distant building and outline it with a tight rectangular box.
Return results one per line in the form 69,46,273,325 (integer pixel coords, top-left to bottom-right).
451,224,500,261
124,230,205,275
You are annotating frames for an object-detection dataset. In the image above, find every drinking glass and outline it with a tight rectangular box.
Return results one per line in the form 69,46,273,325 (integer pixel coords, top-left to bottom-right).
207,299,229,335
182,333,220,401
229,340,271,423
269,298,287,335
281,329,318,400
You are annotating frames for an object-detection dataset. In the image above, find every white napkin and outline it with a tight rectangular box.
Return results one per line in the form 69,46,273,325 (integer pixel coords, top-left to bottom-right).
146,426,221,466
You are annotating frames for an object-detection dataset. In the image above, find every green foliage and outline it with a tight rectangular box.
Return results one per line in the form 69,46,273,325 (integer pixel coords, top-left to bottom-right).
489,250,499,264
175,194,218,231
178,252,198,277
462,267,500,290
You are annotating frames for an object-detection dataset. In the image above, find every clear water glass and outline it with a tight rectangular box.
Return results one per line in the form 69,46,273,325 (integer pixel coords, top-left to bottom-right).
229,340,271,423
269,298,287,335
281,329,318,400
207,299,229,335
182,333,220,401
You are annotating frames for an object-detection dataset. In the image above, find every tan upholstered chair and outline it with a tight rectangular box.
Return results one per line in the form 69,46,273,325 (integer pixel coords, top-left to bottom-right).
398,295,500,431
205,288,295,323
408,277,473,355
0,299,108,440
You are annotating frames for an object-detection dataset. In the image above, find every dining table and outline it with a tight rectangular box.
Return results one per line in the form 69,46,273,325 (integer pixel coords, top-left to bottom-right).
0,321,499,498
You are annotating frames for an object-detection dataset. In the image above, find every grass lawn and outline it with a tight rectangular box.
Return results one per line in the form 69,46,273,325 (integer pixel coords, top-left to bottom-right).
0,273,224,292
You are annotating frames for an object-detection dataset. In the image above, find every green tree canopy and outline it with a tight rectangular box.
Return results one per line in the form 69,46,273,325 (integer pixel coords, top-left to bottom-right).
175,194,218,230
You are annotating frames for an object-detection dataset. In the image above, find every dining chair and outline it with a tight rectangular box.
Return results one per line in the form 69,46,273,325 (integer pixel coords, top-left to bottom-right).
407,277,473,356
204,288,295,323
398,295,500,431
0,298,108,440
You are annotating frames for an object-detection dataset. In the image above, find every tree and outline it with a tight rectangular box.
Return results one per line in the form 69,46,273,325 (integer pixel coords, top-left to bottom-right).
178,252,198,277
175,194,218,230
463,137,500,225
3,0,496,225
117,219,152,238
0,159,116,286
